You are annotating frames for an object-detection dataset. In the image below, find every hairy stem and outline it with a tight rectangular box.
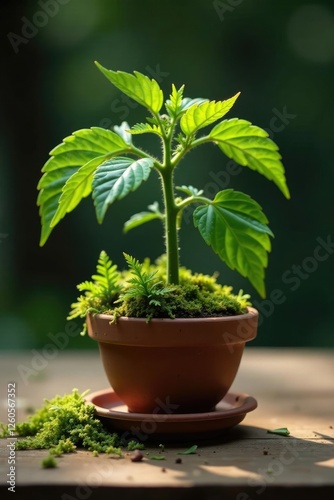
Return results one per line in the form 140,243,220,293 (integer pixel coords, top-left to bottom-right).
161,170,179,284
160,117,179,285
177,195,212,212
171,135,212,167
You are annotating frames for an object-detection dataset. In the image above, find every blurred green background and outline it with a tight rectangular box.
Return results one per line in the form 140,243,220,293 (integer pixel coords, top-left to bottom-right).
1,0,333,350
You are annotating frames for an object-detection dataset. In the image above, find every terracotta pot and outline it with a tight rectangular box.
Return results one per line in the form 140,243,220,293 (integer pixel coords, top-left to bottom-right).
87,308,258,414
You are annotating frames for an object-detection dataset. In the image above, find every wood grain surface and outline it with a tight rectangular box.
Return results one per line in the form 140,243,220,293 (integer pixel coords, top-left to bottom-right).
0,348,333,499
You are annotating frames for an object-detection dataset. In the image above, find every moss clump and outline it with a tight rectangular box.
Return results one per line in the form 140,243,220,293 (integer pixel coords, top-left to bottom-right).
114,255,250,320
0,389,143,457
41,453,58,468
127,440,145,451
115,282,247,320
69,252,251,331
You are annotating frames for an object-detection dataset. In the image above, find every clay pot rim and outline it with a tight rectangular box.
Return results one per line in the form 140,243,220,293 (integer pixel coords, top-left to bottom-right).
87,307,258,346
92,306,257,323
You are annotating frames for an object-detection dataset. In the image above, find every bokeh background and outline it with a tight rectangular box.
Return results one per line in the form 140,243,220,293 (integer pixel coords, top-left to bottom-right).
1,0,333,350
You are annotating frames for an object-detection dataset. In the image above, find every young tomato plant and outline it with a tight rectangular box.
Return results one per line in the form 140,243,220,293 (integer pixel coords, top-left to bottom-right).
37,63,289,297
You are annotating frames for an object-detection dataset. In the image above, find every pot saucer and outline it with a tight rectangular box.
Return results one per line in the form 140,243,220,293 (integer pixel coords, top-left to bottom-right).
85,389,257,441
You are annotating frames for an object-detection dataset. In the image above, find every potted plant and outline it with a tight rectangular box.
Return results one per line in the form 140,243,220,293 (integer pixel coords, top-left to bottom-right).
37,63,290,415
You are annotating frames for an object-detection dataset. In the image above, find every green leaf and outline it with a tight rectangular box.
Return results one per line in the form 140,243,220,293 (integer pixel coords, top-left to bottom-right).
37,167,78,246
209,118,290,198
165,93,208,120
165,84,185,118
176,185,204,197
37,127,128,245
178,445,198,455
95,61,164,114
150,455,166,460
47,127,127,161
42,150,99,172
193,190,273,297
267,428,290,436
50,156,105,228
180,94,240,135
123,202,163,233
92,157,154,223
128,123,162,136
124,212,161,233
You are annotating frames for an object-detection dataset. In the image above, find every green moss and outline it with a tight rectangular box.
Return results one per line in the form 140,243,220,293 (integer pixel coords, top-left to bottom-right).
50,439,76,456
68,252,252,330
0,389,148,460
115,282,247,320
114,255,251,320
127,440,145,451
4,389,124,456
41,453,58,469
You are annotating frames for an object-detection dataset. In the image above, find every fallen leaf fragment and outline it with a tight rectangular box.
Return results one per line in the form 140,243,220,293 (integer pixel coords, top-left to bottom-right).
178,445,198,455
267,427,290,436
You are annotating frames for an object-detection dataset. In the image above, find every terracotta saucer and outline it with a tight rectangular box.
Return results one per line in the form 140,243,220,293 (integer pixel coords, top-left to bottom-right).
85,389,257,441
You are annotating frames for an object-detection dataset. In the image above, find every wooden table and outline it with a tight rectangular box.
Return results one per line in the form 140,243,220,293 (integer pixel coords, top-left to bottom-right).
0,348,333,499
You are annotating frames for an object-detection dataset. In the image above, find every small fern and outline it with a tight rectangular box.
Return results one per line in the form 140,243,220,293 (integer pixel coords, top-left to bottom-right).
119,253,170,306
67,251,121,333
66,251,252,330
91,251,121,300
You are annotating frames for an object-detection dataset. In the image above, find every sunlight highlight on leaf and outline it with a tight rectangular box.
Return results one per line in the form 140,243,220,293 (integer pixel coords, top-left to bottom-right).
95,62,164,114
209,118,290,198
181,94,240,135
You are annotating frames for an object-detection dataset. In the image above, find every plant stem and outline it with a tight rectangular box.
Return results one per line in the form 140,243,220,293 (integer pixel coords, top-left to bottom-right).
160,118,179,285
171,135,212,167
178,193,213,208
161,170,179,284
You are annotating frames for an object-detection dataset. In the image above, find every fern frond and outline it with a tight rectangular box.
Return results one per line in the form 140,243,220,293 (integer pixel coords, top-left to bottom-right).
67,251,121,331
77,281,100,293
120,253,169,304
91,250,121,298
